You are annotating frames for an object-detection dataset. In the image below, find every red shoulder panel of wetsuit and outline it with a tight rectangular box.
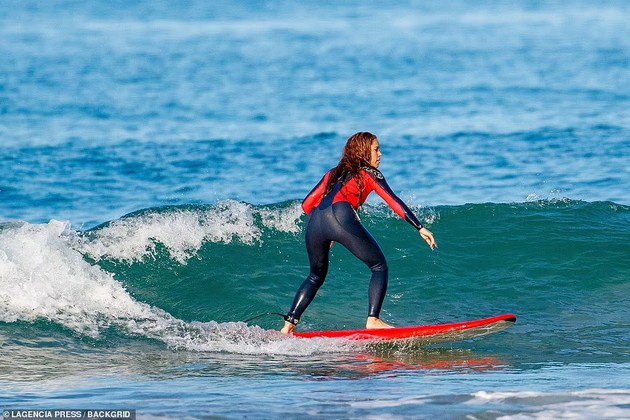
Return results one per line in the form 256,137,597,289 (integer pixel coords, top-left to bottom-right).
301,171,332,215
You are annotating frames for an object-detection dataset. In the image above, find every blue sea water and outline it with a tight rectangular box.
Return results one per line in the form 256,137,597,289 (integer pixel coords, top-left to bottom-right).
1,0,629,418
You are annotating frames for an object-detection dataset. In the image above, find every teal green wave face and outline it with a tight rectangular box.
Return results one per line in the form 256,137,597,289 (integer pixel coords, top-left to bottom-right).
0,200,628,362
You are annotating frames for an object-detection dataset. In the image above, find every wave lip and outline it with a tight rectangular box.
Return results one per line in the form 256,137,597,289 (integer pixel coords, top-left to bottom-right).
78,200,304,264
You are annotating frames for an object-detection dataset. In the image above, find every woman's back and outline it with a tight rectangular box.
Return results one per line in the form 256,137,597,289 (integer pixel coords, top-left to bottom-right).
302,167,423,231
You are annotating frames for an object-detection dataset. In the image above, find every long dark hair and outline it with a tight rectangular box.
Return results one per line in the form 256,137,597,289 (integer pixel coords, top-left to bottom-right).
324,132,376,197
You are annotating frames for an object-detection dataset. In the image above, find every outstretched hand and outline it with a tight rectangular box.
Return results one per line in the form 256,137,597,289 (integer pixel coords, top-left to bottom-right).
419,227,438,250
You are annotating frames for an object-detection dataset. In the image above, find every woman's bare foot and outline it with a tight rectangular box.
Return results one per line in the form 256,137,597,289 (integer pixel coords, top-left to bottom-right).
366,316,394,329
280,321,296,334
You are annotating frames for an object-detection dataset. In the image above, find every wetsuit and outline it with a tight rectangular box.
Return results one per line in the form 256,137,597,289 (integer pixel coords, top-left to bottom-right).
285,166,423,325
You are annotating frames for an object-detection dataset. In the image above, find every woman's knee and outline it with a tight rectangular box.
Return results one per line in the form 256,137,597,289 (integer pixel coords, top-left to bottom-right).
368,258,388,273
306,271,326,287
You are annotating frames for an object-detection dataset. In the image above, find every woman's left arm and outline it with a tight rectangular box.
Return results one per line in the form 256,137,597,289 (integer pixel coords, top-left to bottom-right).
364,167,438,250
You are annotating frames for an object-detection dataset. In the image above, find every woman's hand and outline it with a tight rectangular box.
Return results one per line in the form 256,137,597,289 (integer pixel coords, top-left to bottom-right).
419,227,438,250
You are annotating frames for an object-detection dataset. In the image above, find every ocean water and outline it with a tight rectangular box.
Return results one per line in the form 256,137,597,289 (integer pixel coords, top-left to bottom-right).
1,0,629,418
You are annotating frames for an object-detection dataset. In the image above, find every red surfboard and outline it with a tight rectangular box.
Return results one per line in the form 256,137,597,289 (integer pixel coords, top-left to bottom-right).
293,313,516,344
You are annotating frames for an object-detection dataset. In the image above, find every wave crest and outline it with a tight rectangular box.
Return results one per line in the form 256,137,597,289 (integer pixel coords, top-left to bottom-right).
78,200,303,264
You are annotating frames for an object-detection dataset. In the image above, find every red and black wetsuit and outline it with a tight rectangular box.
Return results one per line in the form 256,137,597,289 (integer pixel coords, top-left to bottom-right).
285,166,423,325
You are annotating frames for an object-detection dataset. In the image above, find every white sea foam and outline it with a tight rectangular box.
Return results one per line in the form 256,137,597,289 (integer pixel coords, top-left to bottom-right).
258,202,304,234
77,200,304,264
0,220,162,336
471,389,630,419
0,220,356,355
348,389,630,416
162,321,358,355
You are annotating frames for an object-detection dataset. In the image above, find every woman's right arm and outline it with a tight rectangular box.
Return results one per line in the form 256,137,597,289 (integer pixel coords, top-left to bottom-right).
301,171,332,215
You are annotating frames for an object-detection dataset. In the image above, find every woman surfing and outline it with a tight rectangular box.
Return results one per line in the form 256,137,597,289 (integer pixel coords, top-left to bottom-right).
281,132,437,334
